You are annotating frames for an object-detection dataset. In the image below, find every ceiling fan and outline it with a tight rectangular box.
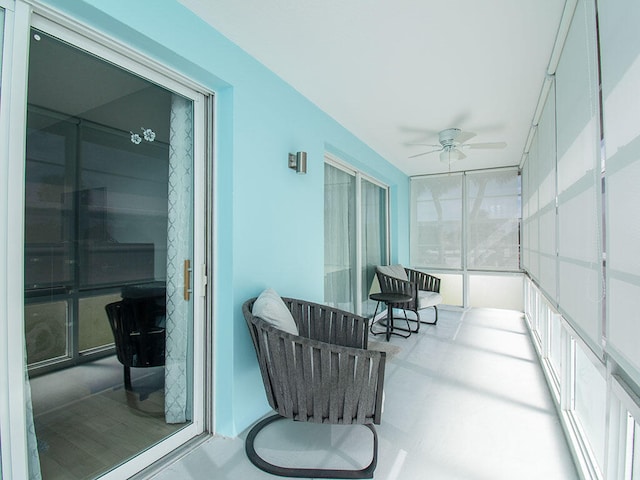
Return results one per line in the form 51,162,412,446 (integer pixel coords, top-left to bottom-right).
408,128,507,163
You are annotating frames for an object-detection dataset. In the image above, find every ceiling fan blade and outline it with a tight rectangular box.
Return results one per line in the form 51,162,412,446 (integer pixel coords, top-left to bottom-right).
455,130,477,144
464,141,507,150
405,143,442,148
399,126,442,144
409,148,442,159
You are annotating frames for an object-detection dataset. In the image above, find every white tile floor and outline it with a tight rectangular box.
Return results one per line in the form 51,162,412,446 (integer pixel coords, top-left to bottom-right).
150,307,578,480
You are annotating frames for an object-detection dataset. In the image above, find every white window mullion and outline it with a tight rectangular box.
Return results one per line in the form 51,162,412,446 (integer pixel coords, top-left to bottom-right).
355,172,363,315
462,173,468,308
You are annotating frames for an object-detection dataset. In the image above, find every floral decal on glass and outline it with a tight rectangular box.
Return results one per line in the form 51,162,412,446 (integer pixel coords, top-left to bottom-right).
130,127,156,144
130,132,142,145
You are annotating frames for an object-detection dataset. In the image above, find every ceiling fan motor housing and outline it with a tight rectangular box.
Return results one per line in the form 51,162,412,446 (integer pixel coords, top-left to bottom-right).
439,127,461,147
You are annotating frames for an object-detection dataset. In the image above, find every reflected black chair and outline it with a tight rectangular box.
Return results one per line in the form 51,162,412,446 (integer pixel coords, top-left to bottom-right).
105,298,165,391
243,296,386,479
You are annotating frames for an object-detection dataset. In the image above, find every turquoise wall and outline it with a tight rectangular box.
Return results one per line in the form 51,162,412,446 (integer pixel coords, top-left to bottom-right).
44,0,410,436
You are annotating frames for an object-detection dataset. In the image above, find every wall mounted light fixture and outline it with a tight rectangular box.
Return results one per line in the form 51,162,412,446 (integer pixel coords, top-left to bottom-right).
288,151,307,174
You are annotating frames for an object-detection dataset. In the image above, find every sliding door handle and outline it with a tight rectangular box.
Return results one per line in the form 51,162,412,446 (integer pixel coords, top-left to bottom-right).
184,259,192,301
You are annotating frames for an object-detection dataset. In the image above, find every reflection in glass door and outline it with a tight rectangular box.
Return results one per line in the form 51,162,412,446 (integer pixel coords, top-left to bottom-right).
24,28,197,479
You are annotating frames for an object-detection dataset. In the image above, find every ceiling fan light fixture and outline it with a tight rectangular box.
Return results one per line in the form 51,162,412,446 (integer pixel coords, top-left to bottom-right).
439,147,464,163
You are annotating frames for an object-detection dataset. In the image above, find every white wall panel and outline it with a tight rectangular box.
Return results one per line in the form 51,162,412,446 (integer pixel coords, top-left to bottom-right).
469,274,523,310
437,273,463,307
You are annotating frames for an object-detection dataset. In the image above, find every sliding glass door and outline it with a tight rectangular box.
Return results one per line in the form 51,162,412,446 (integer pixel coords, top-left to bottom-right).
361,178,388,317
324,160,388,316
324,164,357,312
22,23,204,480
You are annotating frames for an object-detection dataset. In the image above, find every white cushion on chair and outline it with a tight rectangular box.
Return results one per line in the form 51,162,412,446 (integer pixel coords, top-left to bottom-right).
253,288,299,335
417,291,443,309
376,264,409,281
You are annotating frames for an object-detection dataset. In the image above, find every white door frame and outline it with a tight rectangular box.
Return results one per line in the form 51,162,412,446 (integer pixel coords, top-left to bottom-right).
0,2,212,478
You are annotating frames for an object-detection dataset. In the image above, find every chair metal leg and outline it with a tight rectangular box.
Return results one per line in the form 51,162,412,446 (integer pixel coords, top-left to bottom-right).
418,305,438,325
403,309,419,332
403,305,439,328
124,365,132,390
369,301,381,336
245,414,378,479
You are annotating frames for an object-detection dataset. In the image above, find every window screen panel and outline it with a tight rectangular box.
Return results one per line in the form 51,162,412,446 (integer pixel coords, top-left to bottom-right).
410,174,463,269
466,169,520,271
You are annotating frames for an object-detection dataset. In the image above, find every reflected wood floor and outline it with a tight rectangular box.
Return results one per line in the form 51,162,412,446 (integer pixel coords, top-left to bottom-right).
151,307,579,480
30,358,183,480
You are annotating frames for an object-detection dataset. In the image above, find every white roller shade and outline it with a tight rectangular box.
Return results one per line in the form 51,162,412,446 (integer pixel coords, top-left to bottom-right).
466,169,520,271
410,174,463,269
537,83,558,302
521,159,530,271
555,0,603,354
599,0,640,382
527,132,541,282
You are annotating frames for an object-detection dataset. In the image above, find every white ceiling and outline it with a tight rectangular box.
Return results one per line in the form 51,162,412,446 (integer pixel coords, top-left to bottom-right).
179,0,566,176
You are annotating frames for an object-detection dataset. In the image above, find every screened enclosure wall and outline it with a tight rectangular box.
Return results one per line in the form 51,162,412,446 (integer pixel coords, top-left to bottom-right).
410,169,521,308
599,0,640,386
522,0,603,355
522,0,640,476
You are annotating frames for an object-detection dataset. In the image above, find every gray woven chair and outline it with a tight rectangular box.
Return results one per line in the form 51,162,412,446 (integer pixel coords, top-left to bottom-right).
375,265,443,332
243,296,386,479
